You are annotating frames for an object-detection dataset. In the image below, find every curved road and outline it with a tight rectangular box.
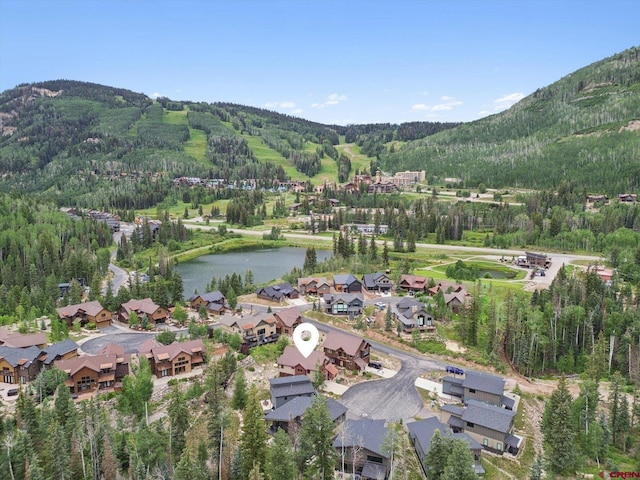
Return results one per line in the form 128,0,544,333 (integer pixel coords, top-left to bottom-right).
307,317,447,422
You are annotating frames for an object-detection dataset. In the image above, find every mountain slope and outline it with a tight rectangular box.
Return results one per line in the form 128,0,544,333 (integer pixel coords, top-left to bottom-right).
377,46,640,194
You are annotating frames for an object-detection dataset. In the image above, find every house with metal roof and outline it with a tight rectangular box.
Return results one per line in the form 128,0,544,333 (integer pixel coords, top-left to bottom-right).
333,273,363,293
256,282,299,302
407,416,485,476
323,293,364,316
392,298,435,333
265,395,346,433
440,399,521,455
361,271,393,293
188,291,229,315
442,370,514,409
333,418,390,480
269,374,316,409
0,346,42,384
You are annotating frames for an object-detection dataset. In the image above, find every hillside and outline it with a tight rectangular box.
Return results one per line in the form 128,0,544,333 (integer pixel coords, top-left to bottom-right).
0,47,638,207
377,46,640,194
0,81,456,208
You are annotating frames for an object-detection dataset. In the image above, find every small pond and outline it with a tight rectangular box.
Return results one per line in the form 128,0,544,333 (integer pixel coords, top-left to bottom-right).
175,246,332,298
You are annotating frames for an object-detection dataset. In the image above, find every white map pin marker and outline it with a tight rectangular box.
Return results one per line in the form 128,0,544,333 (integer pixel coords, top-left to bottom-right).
292,322,319,358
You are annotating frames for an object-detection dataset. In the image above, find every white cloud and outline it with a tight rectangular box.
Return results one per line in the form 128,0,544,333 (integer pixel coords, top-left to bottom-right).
150,92,163,99
312,93,347,108
411,96,463,113
264,101,297,109
492,92,524,111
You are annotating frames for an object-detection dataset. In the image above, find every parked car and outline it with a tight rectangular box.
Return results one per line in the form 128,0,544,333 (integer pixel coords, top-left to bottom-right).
375,301,386,309
368,361,383,370
446,365,464,375
7,388,19,397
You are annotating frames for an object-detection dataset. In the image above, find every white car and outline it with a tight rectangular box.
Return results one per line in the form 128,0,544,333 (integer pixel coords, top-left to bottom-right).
375,302,386,309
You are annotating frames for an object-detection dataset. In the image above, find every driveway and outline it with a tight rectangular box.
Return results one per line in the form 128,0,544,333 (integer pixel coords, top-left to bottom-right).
81,331,157,355
307,318,448,422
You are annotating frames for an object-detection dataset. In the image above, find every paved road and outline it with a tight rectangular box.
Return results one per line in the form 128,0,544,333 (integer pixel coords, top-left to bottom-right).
306,317,447,422
81,330,157,355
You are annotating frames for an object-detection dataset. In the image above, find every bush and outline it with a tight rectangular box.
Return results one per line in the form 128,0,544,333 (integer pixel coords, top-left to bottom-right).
86,322,96,330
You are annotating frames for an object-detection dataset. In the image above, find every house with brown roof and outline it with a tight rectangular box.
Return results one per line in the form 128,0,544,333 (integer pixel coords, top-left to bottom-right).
55,353,130,395
323,331,370,372
427,280,466,297
444,291,471,314
297,276,331,297
188,291,228,315
273,306,303,336
138,339,205,378
0,326,47,349
218,313,279,353
119,298,169,326
56,300,112,329
399,274,428,293
277,346,337,379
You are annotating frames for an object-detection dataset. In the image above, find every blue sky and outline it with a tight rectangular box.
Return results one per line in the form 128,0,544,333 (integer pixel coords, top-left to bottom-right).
1,0,638,125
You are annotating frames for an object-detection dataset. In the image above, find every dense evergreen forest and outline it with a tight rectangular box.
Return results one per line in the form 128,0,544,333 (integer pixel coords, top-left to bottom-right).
377,47,640,194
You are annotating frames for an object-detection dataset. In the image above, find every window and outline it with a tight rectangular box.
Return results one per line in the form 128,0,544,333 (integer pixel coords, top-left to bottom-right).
483,438,489,446
466,421,475,428
497,442,503,451
469,388,476,393
257,328,266,336
366,455,384,464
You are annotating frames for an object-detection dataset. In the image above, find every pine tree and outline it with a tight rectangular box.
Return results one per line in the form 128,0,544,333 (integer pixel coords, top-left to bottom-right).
231,368,248,410
542,376,577,473
168,385,190,464
382,240,389,267
442,439,477,480
425,429,451,479
529,453,544,480
266,428,297,480
368,235,378,261
303,247,317,273
299,396,337,480
240,387,267,479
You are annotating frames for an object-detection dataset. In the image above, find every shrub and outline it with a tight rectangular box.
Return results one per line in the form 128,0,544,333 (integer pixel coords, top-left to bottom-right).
86,322,96,330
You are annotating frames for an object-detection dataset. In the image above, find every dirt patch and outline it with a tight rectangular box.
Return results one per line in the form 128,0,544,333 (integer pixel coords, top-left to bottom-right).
620,119,640,132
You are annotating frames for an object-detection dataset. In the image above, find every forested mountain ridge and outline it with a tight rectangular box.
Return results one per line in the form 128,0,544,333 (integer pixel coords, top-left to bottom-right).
0,80,456,208
377,46,640,194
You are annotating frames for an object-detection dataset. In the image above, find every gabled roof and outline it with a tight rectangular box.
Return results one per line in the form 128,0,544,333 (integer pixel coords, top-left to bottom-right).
274,307,302,328
121,298,162,315
278,346,326,372
333,419,388,457
362,271,390,288
323,331,368,356
147,339,204,363
463,370,505,396
269,375,316,399
257,282,298,300
0,328,47,348
333,273,361,286
0,345,41,367
57,300,107,318
219,313,276,331
55,353,120,376
265,396,346,423
189,291,225,303
40,339,79,365
407,417,482,452
324,293,363,306
297,276,330,288
444,291,469,305
400,274,427,289
462,399,516,434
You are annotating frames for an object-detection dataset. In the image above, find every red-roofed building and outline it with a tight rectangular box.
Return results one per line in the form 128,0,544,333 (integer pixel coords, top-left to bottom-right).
0,327,47,349
399,274,428,293
56,301,112,329
55,353,129,395
323,331,370,372
138,339,205,378
274,307,303,336
119,298,169,326
277,346,335,379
